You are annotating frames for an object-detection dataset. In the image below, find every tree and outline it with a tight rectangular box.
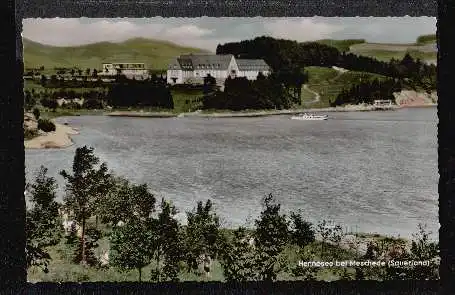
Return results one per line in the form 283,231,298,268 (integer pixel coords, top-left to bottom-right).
184,200,222,276
219,227,256,282
288,210,315,250
109,181,157,281
316,220,343,258
253,193,289,281
98,177,134,226
40,75,47,86
110,218,153,281
150,198,184,282
203,74,217,95
26,166,63,272
60,146,110,265
40,98,58,112
407,224,439,279
82,99,103,110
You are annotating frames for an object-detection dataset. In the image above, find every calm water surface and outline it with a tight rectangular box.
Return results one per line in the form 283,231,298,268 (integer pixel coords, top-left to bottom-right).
25,107,438,238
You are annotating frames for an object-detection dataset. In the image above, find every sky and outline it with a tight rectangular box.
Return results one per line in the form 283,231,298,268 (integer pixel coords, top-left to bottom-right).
22,17,436,51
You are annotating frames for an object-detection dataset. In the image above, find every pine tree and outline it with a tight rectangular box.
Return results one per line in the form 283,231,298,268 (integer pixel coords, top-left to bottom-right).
220,227,256,282
60,146,110,265
26,166,63,272
253,193,289,281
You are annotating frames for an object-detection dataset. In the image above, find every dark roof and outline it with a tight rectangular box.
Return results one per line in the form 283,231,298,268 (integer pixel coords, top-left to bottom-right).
236,59,270,71
168,58,182,70
171,54,234,70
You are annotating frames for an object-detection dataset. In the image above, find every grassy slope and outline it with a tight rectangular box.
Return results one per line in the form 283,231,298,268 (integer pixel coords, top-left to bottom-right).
301,66,388,107
348,34,436,62
23,37,210,71
312,36,436,62
348,46,436,62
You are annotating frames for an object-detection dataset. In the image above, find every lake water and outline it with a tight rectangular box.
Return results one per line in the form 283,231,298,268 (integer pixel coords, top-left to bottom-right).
25,107,438,239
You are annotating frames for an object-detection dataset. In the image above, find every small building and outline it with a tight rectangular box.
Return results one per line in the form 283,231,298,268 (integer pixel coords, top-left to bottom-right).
167,54,270,85
101,62,149,80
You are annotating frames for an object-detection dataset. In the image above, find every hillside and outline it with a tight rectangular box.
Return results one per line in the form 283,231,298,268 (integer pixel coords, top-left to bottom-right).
314,39,366,52
301,66,389,108
23,37,210,71
348,34,436,62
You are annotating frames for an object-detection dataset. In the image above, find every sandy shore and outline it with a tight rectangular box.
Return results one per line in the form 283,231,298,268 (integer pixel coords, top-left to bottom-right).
25,122,79,149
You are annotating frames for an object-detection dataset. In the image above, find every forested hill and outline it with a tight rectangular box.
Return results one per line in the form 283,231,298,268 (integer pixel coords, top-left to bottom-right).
216,36,436,91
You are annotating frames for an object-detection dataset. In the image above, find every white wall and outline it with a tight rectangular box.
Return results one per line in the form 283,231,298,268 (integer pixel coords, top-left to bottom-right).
166,57,271,85
167,69,183,84
102,64,148,78
237,70,270,80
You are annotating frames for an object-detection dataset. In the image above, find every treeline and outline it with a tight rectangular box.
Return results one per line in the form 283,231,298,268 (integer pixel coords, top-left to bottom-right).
331,79,403,106
26,146,440,282
106,75,173,109
40,75,108,89
216,36,436,90
201,69,307,111
24,89,104,111
25,74,173,111
202,74,300,111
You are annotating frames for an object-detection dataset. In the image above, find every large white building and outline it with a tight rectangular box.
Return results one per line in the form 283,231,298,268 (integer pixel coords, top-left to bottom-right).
102,63,149,80
166,54,270,85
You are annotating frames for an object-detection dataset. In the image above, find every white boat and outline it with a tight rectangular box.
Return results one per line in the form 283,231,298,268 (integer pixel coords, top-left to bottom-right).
291,113,328,120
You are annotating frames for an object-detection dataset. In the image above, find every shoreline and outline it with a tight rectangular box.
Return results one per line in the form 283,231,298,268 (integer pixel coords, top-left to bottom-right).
107,104,407,119
24,121,79,149
107,111,176,118
48,103,436,120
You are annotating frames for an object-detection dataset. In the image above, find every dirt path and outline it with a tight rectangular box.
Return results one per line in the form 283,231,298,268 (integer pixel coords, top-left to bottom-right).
302,66,348,105
302,84,321,105
331,66,348,81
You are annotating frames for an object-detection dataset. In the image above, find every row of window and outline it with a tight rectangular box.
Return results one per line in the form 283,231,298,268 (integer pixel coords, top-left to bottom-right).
114,64,145,69
176,63,223,69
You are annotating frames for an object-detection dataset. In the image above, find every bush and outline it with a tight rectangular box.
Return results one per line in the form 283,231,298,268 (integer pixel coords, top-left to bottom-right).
62,101,82,110
24,128,38,140
38,119,56,132
40,98,58,111
82,99,103,110
33,108,40,120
